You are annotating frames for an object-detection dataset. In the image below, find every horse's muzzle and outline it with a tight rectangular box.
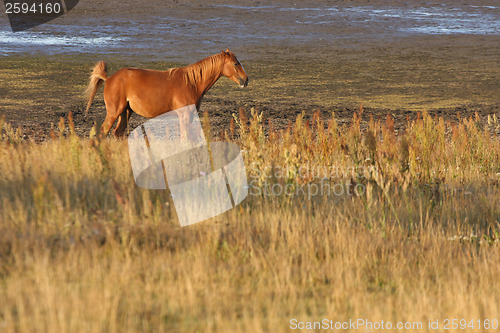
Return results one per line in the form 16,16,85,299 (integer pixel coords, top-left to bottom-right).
239,77,249,88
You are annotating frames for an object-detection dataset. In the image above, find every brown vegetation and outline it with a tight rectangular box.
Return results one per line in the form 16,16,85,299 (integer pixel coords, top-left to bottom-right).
0,110,498,332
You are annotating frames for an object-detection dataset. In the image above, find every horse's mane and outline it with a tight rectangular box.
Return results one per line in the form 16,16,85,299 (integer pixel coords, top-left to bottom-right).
168,53,225,87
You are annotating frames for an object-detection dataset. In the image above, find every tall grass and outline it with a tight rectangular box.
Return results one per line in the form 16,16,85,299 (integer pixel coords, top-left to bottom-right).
0,110,499,332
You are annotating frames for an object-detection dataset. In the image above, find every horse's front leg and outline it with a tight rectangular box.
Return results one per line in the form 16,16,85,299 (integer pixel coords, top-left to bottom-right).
177,109,190,141
177,107,198,143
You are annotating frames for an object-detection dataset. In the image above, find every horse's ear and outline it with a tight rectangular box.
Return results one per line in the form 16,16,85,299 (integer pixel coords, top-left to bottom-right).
221,50,225,54
226,48,230,53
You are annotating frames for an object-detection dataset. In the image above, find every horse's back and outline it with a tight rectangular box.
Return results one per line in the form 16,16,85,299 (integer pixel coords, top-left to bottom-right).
107,67,171,86
104,68,173,98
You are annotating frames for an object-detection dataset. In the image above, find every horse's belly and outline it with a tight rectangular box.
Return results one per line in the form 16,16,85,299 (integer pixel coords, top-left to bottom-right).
128,88,195,118
128,94,175,118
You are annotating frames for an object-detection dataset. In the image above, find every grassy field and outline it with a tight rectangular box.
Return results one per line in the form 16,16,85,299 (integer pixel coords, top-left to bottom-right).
0,110,499,332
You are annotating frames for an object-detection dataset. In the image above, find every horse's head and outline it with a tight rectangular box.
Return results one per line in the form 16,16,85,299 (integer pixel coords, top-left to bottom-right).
221,49,249,88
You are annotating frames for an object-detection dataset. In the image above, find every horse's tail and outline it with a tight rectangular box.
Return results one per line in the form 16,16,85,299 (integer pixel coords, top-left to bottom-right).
84,61,108,116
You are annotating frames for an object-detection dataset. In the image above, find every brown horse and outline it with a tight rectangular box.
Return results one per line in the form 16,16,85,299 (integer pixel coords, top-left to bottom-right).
84,49,249,137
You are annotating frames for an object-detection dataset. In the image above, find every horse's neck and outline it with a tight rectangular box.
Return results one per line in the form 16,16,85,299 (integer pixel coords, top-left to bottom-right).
187,56,224,97
198,73,221,97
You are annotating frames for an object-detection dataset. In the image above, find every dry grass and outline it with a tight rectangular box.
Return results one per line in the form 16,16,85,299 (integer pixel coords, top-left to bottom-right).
0,110,499,332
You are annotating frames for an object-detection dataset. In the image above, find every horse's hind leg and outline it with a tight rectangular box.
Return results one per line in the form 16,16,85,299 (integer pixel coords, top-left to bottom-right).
101,96,128,137
101,113,118,137
114,107,132,137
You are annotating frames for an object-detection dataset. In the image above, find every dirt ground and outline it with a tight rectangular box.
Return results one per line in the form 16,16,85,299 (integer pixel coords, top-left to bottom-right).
0,0,499,139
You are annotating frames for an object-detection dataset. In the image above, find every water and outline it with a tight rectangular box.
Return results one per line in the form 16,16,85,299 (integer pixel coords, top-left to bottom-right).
214,3,499,36
0,2,498,60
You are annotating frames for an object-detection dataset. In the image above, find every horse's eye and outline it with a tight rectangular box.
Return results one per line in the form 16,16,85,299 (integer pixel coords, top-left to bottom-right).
234,62,239,66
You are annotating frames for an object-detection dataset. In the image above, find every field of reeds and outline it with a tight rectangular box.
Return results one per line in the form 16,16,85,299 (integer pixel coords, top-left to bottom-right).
0,109,499,332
